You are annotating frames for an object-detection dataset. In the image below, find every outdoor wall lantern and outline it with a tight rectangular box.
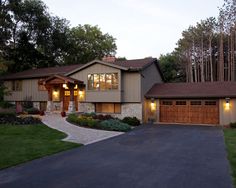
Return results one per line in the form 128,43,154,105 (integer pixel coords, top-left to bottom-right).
62,83,68,89
78,90,85,101
52,88,60,101
225,98,230,110
150,98,156,112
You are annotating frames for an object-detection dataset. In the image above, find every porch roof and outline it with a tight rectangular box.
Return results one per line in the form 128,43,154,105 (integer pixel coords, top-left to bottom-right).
41,74,84,85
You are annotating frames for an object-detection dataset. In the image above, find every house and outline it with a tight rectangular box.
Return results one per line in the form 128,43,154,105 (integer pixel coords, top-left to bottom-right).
2,57,236,125
1,57,163,121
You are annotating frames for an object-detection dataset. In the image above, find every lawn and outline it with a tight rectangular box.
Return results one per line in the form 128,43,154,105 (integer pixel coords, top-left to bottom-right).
0,124,81,169
224,128,236,187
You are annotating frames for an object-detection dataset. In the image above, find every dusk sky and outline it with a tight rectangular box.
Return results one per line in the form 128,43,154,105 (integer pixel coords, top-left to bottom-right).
42,0,224,59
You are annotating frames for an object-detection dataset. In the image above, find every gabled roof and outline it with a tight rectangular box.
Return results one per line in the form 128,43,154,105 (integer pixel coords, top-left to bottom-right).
66,60,128,76
146,82,236,99
66,57,160,76
0,64,83,80
42,74,83,85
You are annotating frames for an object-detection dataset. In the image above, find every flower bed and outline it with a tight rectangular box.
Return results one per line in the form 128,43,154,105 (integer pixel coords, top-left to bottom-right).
67,113,132,132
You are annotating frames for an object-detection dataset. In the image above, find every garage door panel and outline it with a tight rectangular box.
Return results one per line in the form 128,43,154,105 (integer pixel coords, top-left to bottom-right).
160,100,219,125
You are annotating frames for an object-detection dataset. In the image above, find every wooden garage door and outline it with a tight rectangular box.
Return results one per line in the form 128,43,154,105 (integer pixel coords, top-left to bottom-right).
160,100,219,124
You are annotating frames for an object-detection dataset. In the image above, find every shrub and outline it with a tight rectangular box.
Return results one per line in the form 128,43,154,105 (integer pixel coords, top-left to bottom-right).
122,116,140,126
25,107,40,115
67,113,79,123
230,122,236,128
99,119,131,132
92,114,114,120
0,101,14,109
0,113,41,125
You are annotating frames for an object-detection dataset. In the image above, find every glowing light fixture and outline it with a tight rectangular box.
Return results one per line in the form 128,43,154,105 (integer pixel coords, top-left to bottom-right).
62,83,67,89
150,98,156,111
74,84,78,89
225,98,230,110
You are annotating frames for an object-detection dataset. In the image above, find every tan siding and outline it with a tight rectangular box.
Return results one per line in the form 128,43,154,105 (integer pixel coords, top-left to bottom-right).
4,79,47,101
219,98,236,125
122,72,141,102
141,63,163,100
70,63,121,102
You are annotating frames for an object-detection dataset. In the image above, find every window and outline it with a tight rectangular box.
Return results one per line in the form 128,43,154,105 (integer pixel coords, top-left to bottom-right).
191,101,201,105
176,101,186,105
162,101,172,105
205,101,217,105
12,80,22,91
38,79,47,91
88,73,118,91
95,103,121,113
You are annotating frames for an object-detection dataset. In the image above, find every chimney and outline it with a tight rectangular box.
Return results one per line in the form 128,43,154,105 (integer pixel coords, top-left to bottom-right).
102,55,116,63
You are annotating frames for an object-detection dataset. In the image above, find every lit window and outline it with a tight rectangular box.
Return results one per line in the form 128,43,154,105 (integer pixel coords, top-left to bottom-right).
87,73,118,91
95,103,121,113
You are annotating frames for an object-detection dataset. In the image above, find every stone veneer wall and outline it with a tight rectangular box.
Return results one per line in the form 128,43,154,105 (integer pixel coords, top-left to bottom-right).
78,102,142,121
113,103,142,121
78,102,95,113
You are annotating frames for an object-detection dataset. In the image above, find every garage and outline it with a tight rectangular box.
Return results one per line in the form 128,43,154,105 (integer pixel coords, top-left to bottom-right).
145,82,236,125
160,100,219,124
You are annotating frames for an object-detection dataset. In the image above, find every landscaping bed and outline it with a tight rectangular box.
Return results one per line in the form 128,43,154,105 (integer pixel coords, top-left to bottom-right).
67,113,140,132
224,128,236,187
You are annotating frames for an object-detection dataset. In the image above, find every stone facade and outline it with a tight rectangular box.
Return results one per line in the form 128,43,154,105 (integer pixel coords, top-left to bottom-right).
68,101,76,113
113,103,143,121
33,102,40,110
78,102,95,113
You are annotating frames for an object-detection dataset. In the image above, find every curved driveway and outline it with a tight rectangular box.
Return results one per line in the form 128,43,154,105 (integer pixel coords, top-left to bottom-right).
0,125,233,188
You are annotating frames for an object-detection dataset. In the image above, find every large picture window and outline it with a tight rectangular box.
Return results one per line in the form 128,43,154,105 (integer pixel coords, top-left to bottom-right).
95,103,121,113
88,73,118,90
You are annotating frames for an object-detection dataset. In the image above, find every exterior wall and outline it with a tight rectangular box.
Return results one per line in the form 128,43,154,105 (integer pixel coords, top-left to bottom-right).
113,103,143,121
121,72,141,102
219,98,236,125
141,63,163,100
70,63,121,102
144,98,159,123
4,79,47,102
78,102,95,113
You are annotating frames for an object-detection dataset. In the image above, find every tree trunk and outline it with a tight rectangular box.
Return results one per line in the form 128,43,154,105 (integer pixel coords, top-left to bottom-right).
209,36,214,81
200,35,205,82
219,32,224,81
228,35,231,81
231,30,235,81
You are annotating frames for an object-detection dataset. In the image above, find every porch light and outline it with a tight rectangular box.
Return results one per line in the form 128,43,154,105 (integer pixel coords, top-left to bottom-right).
225,98,230,110
74,84,78,89
52,89,60,101
62,83,67,89
150,98,156,111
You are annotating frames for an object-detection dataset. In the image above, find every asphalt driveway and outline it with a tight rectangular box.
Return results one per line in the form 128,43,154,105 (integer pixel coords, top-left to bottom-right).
0,125,233,188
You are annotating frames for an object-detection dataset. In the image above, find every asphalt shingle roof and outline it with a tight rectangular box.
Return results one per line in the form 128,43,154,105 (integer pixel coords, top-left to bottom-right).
146,82,236,98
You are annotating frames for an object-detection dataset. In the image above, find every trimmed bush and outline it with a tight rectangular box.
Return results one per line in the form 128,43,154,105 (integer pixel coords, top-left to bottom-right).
92,114,114,121
67,113,79,123
0,113,41,125
99,119,131,132
230,122,236,128
122,116,140,126
0,101,14,109
25,107,40,115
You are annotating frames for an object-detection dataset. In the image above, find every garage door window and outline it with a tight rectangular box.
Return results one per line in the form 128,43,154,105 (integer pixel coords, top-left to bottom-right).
162,101,172,105
176,101,186,105
205,101,217,105
191,101,201,105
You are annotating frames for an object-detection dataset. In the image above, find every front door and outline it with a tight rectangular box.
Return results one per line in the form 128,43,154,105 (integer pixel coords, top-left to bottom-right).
63,90,78,111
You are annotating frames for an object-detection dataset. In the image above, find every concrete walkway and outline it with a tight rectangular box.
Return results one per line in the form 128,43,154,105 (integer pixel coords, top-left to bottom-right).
42,114,123,145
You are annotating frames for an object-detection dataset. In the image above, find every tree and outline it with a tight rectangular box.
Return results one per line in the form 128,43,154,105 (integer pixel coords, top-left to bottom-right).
159,53,186,82
65,24,117,64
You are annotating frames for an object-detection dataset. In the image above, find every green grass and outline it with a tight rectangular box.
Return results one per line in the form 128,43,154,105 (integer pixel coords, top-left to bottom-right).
0,124,82,169
224,128,236,187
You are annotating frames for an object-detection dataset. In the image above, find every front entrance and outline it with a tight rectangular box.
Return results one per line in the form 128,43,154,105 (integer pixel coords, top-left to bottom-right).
160,99,219,124
63,90,78,111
